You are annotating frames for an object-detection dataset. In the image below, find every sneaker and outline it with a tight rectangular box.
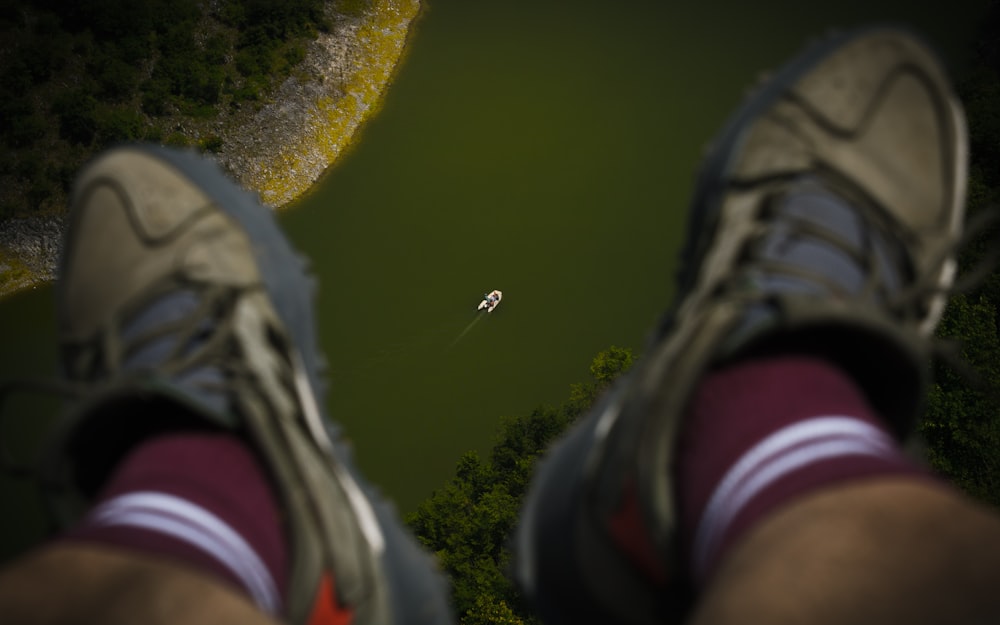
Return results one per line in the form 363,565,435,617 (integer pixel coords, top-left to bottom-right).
34,145,453,625
514,25,966,625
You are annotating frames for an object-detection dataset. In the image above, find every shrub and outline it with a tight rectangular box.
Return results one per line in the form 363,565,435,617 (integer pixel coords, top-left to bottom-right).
96,106,145,147
141,76,173,116
164,132,192,147
93,50,140,101
7,113,47,148
53,90,99,146
0,96,33,141
199,135,224,153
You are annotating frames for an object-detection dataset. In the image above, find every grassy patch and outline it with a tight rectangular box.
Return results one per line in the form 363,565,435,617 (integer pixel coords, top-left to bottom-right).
0,253,36,299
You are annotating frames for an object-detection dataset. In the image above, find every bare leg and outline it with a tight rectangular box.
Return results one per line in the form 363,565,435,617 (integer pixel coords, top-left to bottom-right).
0,544,278,625
692,479,1000,625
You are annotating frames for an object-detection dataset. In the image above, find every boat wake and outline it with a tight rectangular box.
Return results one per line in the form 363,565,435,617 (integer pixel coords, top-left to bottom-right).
448,314,483,350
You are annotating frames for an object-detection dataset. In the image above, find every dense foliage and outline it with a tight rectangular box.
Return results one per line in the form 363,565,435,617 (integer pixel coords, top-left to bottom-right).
0,0,342,217
406,346,634,624
921,4,1000,502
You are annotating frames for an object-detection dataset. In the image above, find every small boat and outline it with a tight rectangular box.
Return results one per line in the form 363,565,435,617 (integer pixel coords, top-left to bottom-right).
478,289,502,313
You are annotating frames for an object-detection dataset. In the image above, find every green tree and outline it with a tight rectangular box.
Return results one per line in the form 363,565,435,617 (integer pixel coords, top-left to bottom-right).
53,89,99,146
923,293,1000,505
590,345,634,386
407,347,634,624
96,106,145,147
21,32,62,83
463,594,527,625
0,97,34,146
141,76,172,116
7,113,47,148
919,7,1000,508
91,48,140,101
566,344,633,414
1,58,33,95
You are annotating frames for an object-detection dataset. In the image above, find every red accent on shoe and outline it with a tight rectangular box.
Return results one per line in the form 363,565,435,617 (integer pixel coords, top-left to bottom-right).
307,572,355,625
606,479,670,586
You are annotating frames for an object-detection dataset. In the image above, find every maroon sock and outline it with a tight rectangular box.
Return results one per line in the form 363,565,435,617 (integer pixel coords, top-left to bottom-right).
675,355,932,583
62,432,288,615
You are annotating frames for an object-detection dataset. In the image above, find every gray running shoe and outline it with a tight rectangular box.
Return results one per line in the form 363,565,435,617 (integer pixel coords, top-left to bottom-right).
36,145,453,625
515,25,967,625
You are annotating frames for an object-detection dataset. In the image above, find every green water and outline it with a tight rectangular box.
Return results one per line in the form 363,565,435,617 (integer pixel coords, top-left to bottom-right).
0,0,988,561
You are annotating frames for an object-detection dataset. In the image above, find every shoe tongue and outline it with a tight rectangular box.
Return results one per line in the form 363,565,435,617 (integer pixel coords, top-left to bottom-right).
720,178,905,355
751,177,901,297
121,289,227,415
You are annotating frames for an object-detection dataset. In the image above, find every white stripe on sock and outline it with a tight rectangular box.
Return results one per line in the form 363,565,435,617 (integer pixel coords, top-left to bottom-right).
88,491,280,615
692,416,897,580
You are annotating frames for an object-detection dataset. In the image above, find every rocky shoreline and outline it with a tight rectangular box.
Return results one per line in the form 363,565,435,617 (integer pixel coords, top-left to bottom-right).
0,213,65,295
0,0,420,299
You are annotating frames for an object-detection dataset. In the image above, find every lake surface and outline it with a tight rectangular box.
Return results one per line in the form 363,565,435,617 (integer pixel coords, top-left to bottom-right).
0,0,988,560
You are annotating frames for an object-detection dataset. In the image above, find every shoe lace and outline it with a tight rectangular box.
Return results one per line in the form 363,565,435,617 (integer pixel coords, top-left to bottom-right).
64,279,250,386
0,278,261,483
724,178,999,334
704,177,1000,410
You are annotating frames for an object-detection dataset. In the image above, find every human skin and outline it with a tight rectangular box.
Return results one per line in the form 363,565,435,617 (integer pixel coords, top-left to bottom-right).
2,479,999,624
0,543,279,625
690,478,1000,625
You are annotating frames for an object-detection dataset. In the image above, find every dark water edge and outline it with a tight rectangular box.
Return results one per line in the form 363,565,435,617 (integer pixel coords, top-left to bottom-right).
0,0,990,563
